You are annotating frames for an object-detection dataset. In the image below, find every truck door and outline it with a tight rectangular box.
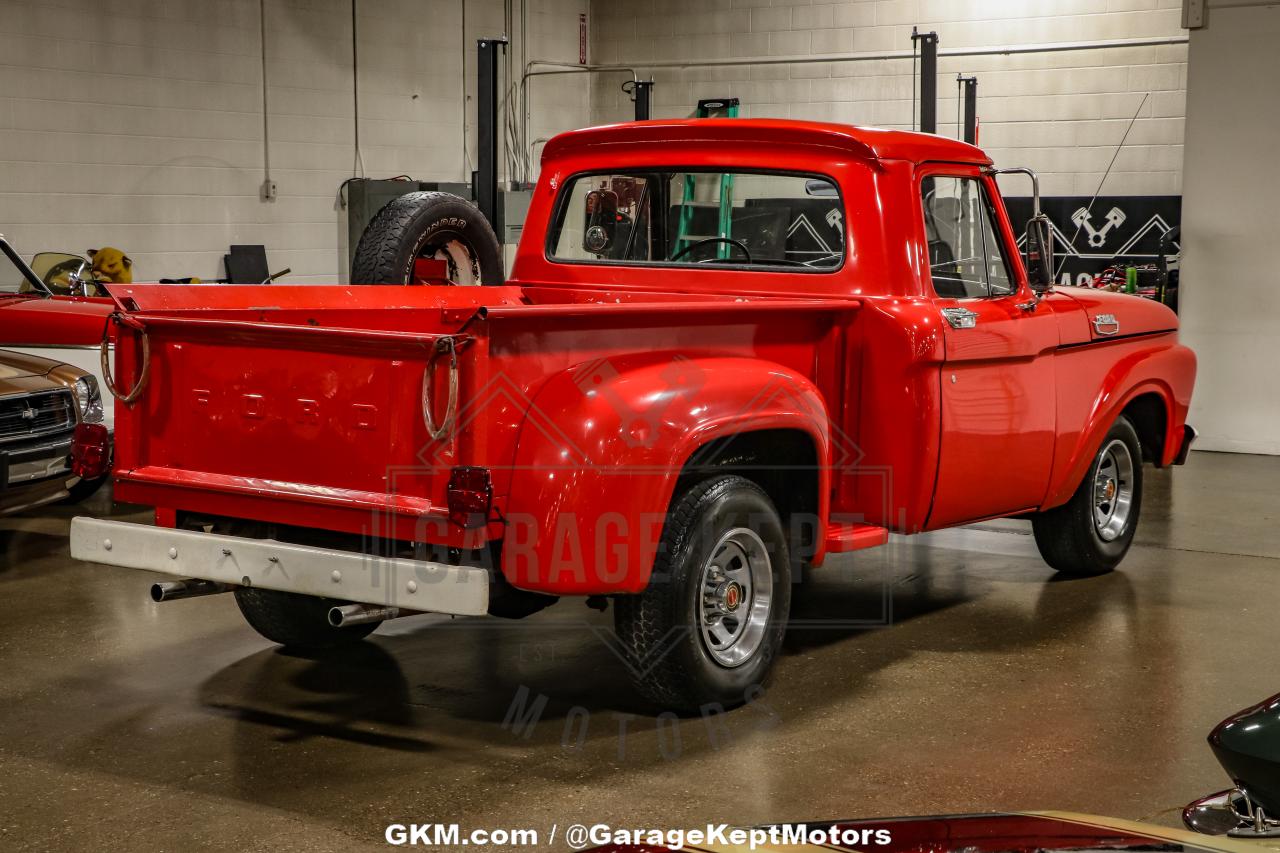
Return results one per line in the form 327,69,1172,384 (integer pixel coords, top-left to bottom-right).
920,169,1059,528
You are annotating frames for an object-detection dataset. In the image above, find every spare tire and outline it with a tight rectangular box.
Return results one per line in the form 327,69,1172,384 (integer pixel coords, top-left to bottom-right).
350,191,503,285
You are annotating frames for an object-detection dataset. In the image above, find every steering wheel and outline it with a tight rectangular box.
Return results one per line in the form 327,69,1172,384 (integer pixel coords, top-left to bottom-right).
670,236,752,264
42,258,102,296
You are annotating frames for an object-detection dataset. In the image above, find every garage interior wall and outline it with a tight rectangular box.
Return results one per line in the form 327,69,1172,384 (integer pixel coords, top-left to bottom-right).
588,0,1187,200
0,0,588,284
1180,1,1280,455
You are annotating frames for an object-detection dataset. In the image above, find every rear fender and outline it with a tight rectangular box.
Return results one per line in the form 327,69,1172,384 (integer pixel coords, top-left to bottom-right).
501,354,830,595
1044,341,1195,509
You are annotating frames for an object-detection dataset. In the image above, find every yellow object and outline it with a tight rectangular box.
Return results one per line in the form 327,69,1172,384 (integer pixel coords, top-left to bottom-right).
88,247,133,284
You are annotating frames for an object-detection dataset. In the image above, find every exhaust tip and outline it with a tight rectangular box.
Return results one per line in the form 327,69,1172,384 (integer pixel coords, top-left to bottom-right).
150,579,232,603
328,603,400,628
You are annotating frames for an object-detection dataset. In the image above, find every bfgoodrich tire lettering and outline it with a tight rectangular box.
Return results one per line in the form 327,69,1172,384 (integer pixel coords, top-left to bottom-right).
350,191,503,285
1032,415,1144,576
614,475,792,712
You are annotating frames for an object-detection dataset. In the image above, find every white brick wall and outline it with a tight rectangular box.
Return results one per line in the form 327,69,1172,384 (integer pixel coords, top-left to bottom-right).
0,0,588,284
590,0,1187,198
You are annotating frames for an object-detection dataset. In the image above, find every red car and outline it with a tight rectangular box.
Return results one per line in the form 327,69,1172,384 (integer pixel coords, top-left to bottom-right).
70,119,1196,710
0,237,116,429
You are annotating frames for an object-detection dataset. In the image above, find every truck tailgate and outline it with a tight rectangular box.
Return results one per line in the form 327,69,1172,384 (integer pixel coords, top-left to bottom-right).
106,284,525,540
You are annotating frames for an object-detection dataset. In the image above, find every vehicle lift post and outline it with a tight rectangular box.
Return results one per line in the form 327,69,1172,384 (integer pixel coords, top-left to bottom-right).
958,75,977,144
628,80,655,121
912,28,938,134
475,36,508,232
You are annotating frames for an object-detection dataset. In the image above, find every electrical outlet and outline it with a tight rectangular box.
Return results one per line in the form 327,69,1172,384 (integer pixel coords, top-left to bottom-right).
260,179,278,201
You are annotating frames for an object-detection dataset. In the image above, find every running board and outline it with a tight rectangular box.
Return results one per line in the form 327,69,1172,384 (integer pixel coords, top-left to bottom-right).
824,521,890,553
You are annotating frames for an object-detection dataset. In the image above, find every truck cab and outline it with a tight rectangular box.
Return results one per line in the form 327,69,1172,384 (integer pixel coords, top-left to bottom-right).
69,120,1196,712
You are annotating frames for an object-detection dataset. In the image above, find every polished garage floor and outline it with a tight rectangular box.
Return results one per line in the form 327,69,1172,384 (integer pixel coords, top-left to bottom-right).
0,451,1275,851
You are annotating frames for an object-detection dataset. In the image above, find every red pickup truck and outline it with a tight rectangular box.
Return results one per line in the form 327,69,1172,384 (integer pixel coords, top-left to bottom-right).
70,120,1196,711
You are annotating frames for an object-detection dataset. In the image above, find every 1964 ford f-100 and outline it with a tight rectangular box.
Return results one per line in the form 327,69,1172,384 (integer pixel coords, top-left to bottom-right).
69,119,1196,710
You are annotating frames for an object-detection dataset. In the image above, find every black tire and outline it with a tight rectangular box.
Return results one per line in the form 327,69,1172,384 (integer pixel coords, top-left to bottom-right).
234,587,379,651
614,475,792,712
1032,415,1144,576
61,475,107,504
350,191,503,285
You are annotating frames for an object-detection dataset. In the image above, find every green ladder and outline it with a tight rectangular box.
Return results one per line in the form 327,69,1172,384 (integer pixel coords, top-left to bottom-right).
675,98,740,260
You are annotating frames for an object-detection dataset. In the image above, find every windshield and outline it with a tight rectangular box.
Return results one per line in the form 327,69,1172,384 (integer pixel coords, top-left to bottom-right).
0,241,44,295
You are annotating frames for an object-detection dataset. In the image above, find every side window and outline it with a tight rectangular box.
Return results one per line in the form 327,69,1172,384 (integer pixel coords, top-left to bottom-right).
921,176,1014,298
547,171,844,271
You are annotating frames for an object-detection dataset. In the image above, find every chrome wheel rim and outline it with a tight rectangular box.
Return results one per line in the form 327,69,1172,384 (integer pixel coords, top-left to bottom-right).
697,527,773,668
420,238,481,285
1093,438,1135,541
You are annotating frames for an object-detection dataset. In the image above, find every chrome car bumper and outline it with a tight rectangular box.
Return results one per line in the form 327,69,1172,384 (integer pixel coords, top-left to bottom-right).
70,517,490,615
2,434,72,485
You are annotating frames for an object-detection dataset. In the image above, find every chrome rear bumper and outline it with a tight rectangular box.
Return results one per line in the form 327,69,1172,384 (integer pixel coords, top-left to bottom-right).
70,517,490,615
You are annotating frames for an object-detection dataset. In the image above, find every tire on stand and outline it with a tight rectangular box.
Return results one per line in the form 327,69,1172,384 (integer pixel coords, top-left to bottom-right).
350,191,503,285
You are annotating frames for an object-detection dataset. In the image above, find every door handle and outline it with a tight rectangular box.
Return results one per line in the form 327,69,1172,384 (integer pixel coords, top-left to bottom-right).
941,307,979,329
1015,299,1038,312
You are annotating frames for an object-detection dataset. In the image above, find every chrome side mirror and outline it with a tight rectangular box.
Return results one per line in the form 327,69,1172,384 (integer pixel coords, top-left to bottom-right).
1024,214,1054,292
987,166,1054,294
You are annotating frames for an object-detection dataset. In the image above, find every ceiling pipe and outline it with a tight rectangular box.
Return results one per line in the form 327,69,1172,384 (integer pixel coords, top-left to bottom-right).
525,35,1188,74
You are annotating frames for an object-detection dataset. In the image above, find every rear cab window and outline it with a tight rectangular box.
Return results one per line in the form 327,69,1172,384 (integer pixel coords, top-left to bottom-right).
547,170,845,272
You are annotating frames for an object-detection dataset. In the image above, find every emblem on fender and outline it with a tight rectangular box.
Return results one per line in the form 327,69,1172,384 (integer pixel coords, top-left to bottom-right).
1093,313,1120,336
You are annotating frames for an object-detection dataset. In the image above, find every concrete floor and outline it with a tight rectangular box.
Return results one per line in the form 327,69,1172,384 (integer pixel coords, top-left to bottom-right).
0,450,1275,851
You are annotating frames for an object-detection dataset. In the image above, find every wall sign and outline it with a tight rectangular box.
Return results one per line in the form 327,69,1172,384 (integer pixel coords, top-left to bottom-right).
1004,195,1181,286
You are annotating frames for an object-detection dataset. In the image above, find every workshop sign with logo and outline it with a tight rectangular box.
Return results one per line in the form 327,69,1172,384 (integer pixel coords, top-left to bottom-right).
1004,195,1181,286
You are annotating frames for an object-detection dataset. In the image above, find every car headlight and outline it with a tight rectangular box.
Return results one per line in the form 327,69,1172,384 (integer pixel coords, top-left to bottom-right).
74,375,104,424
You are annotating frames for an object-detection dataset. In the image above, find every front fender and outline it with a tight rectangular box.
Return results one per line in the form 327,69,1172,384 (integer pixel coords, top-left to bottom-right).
501,354,831,595
1044,339,1196,509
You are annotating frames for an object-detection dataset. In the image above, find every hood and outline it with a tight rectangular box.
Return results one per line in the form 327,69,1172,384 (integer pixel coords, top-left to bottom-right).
0,348,59,379
1054,286,1179,342
0,294,114,346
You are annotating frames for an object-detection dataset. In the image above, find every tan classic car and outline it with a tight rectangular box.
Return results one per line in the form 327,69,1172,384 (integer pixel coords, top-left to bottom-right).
0,348,107,515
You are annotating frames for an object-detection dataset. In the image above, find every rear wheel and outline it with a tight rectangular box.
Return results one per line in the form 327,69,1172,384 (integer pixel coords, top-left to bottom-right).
614,475,791,712
1032,415,1144,576
234,587,379,651
350,191,503,285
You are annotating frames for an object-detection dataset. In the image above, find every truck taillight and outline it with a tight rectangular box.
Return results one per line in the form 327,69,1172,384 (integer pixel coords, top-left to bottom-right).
447,466,492,529
71,422,111,480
